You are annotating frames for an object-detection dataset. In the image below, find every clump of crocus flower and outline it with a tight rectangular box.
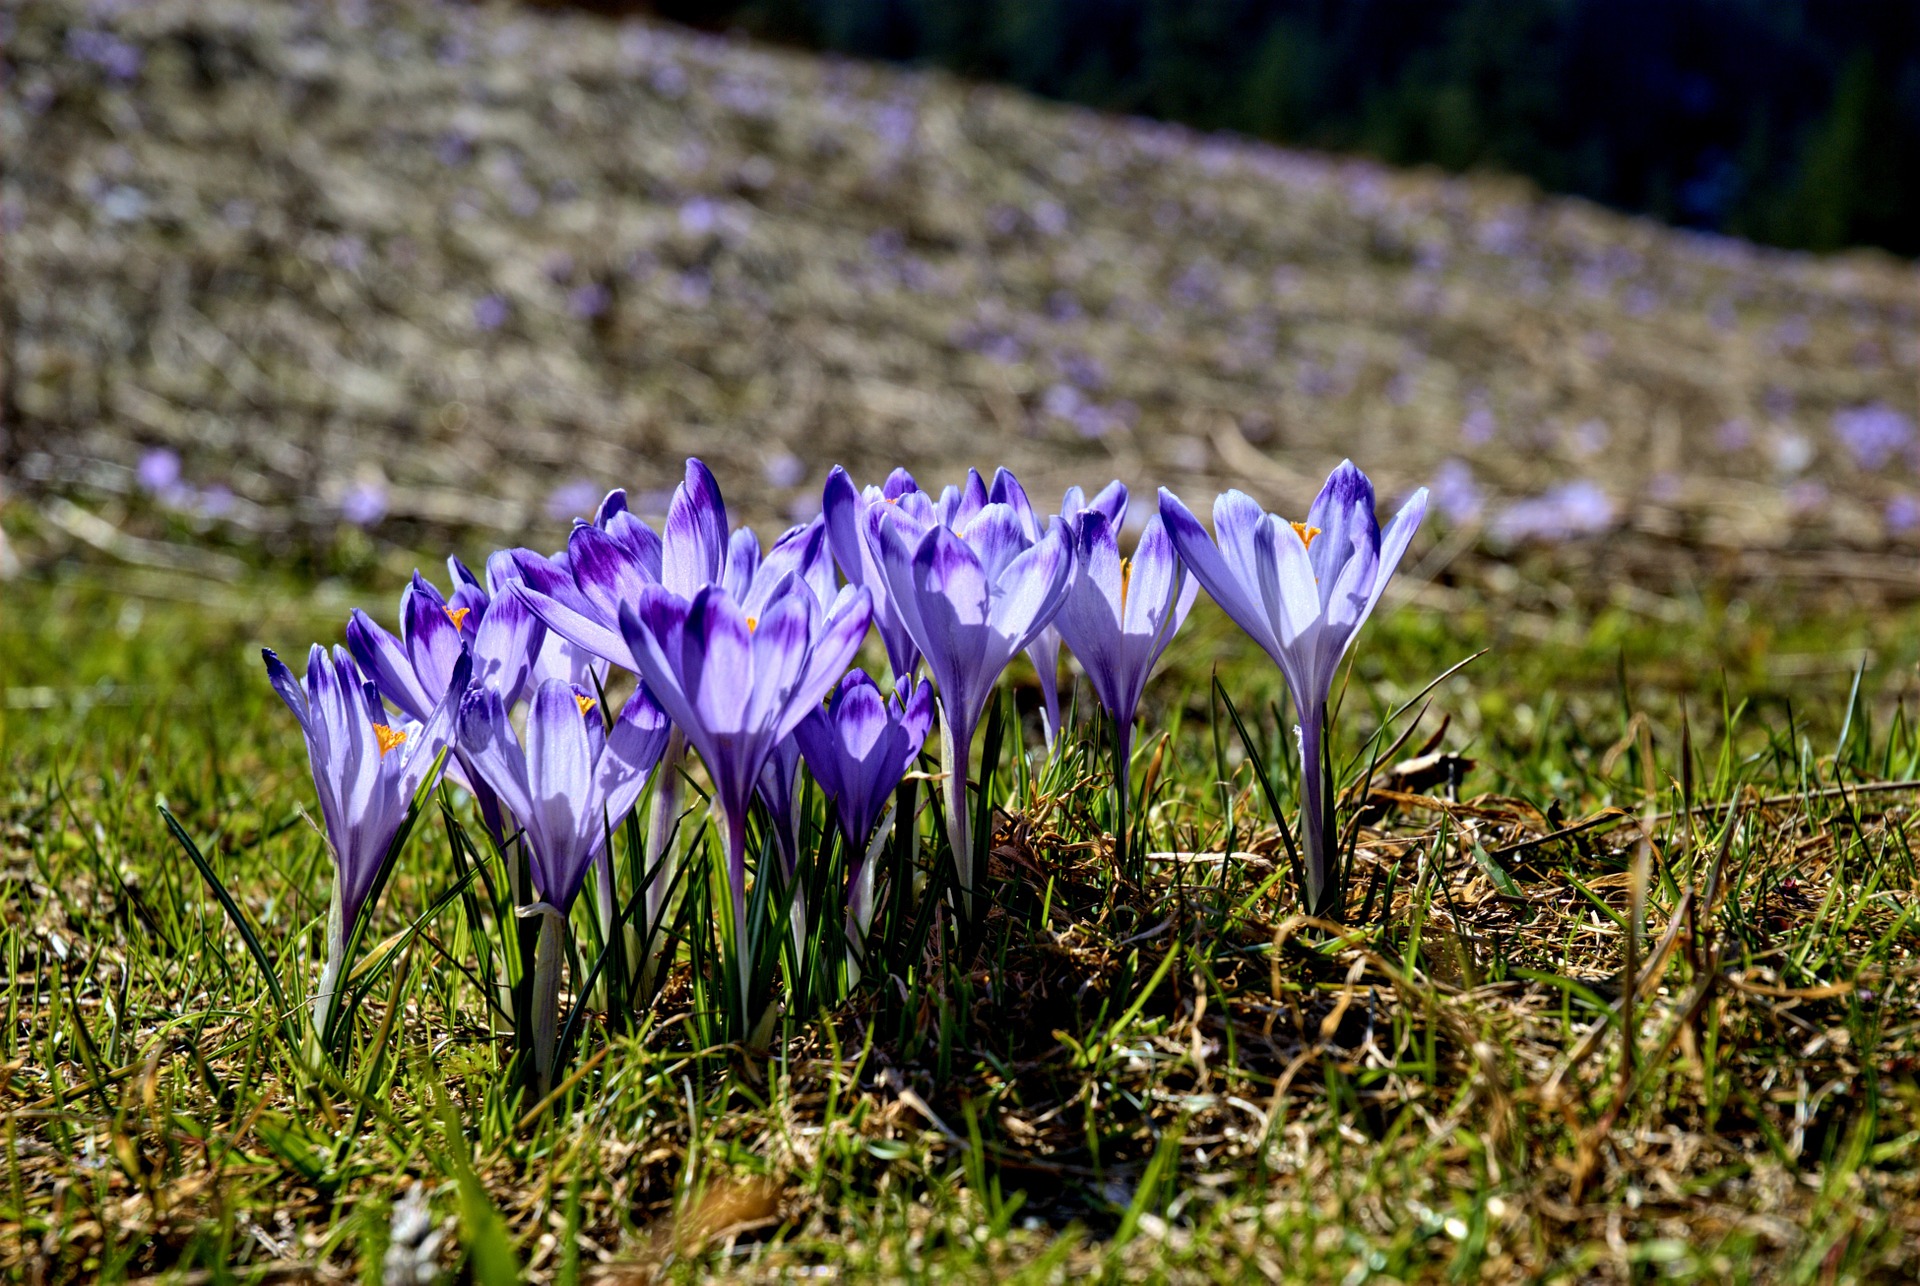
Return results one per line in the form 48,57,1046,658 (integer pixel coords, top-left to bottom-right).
247,452,1427,1074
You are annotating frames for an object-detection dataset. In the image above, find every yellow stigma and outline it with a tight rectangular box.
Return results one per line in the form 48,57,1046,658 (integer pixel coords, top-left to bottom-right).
746,615,758,632
1119,557,1133,609
445,606,471,631
374,723,408,758
884,496,899,505
1290,521,1322,549
575,693,597,718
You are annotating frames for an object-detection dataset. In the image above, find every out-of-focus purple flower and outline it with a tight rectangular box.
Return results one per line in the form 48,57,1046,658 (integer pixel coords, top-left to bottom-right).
341,480,388,527
869,490,1073,907
67,28,143,81
264,644,466,1029
1160,463,1427,915
763,451,806,489
546,478,604,523
676,269,712,307
474,294,509,331
1031,200,1069,236
196,485,235,519
1489,481,1614,544
1772,315,1810,351
568,283,611,319
1429,459,1483,524
795,669,935,940
136,448,181,494
1042,384,1083,419
679,198,718,237
616,582,871,1002
1715,419,1752,452
1832,403,1916,472
1461,402,1497,446
1570,419,1609,458
1885,495,1920,536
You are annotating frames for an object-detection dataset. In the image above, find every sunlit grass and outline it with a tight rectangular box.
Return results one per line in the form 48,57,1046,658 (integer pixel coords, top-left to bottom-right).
4,558,1920,1282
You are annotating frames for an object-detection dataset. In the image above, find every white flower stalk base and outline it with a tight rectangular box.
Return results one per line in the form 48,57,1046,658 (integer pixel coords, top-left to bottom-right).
519,902,567,1096
939,716,974,918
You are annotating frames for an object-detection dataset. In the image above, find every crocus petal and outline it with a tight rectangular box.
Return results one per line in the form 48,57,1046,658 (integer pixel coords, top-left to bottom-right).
984,526,1071,654
723,526,761,602
510,576,636,672
525,680,595,903
1305,460,1378,590
662,457,728,597
905,527,992,714
568,523,655,629
457,685,537,831
684,588,755,738
596,686,671,828
1158,488,1279,657
988,468,1041,541
401,573,465,699
1086,479,1128,527
471,588,543,705
958,503,1031,582
777,586,872,742
601,511,664,576
593,487,629,526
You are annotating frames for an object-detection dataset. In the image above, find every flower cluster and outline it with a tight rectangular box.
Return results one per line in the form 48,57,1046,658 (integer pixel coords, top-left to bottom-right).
265,455,1423,1077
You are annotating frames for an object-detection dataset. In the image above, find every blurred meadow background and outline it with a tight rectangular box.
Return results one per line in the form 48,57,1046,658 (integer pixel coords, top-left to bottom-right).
6,0,1920,1281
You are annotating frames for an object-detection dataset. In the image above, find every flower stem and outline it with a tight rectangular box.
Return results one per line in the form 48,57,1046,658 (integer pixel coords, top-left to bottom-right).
640,729,684,996
723,804,753,1029
1297,702,1337,918
939,712,975,920
1111,712,1133,881
525,904,566,1097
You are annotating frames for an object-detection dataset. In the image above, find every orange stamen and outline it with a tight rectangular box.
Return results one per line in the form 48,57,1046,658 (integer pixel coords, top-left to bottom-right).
575,694,597,718
1119,557,1133,609
1290,521,1322,549
445,606,471,631
374,724,408,758
746,616,758,632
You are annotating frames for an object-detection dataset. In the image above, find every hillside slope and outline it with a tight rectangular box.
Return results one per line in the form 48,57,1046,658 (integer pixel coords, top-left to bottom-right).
5,0,1918,570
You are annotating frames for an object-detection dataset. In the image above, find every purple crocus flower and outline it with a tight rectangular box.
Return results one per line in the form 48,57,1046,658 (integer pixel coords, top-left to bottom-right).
264,644,467,1032
989,469,1128,747
1160,462,1427,916
616,581,872,1010
457,679,671,1090
348,559,589,854
821,465,927,682
458,680,672,913
794,669,935,946
512,459,835,671
869,495,1073,911
1051,508,1199,866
